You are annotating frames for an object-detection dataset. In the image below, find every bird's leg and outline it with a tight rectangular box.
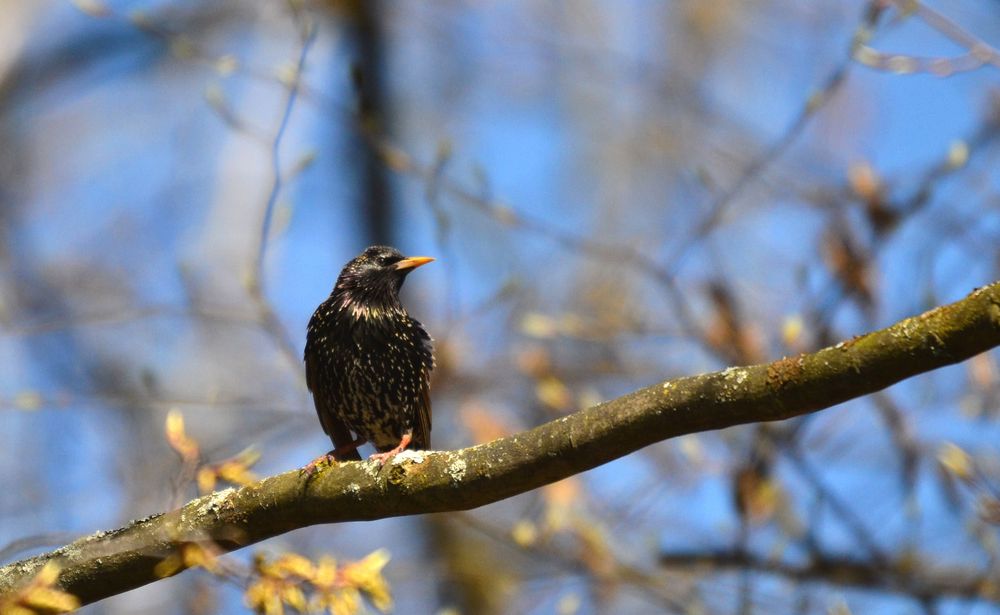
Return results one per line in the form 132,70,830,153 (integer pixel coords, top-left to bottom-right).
332,435,367,459
301,436,367,476
368,432,413,465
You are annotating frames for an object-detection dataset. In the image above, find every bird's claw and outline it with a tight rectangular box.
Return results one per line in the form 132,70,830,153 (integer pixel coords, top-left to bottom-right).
368,450,400,466
368,433,413,466
300,453,335,477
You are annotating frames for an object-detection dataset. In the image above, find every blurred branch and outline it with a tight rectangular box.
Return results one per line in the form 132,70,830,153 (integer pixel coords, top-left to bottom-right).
0,534,80,566
658,548,995,605
246,13,317,374
367,132,715,355
454,512,688,612
854,0,1000,76
663,0,885,275
781,437,891,566
343,0,393,245
1,281,998,606
252,13,316,287
356,1,871,364
667,49,850,269
0,304,264,336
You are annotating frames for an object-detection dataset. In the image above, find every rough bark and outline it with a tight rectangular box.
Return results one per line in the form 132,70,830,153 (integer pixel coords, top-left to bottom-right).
1,281,998,605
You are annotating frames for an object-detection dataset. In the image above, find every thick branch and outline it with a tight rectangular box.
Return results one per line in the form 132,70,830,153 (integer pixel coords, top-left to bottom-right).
2,282,999,605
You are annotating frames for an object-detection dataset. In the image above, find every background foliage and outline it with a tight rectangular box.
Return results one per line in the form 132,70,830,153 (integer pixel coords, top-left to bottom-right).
1,1,1000,613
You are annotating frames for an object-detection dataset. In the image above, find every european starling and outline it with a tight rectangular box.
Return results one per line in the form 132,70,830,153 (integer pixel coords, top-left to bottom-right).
304,245,434,466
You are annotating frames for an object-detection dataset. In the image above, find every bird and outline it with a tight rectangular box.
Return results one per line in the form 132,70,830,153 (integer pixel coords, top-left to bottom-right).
304,245,435,468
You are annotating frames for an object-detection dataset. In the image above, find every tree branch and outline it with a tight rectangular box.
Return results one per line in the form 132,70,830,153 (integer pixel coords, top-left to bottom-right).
658,549,995,605
2,282,999,605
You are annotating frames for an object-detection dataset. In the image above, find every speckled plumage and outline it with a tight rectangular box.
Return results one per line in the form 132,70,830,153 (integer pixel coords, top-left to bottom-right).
305,245,434,462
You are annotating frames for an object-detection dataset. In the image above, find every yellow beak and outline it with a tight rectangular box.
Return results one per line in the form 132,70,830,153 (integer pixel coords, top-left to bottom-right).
394,256,435,271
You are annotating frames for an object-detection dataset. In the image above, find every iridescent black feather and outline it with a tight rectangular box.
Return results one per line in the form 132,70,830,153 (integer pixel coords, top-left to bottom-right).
305,245,434,461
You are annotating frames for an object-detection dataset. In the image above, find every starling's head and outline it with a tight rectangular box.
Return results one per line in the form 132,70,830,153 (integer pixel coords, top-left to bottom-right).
332,245,434,316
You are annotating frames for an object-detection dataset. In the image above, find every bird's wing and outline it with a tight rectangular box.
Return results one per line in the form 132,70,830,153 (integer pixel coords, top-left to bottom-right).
411,322,434,450
306,356,362,461
412,382,432,450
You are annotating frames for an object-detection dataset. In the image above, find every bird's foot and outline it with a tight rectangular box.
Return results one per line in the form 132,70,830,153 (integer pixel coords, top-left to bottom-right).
368,433,413,466
300,452,336,477
301,437,369,476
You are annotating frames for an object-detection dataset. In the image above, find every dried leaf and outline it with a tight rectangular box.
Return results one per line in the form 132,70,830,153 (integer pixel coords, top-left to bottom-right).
515,346,551,377
823,226,872,306
937,442,974,482
341,549,392,613
556,593,582,615
847,160,882,203
215,55,239,75
511,520,538,547
165,409,199,462
314,588,360,615
520,313,558,339
181,543,221,574
968,352,997,390
543,477,582,531
678,434,705,465
947,140,969,169
0,563,79,615
279,585,307,613
13,391,42,411
735,467,782,524
460,402,513,444
781,315,804,348
272,553,315,581
215,448,261,487
980,496,1000,525
276,63,300,88
169,36,197,60
544,477,581,509
71,0,110,17
377,144,411,172
574,521,614,582
246,578,285,615
197,467,217,494
536,376,572,411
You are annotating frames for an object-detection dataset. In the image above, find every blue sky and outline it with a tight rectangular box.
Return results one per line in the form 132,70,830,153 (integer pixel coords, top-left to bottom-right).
2,1,1000,614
